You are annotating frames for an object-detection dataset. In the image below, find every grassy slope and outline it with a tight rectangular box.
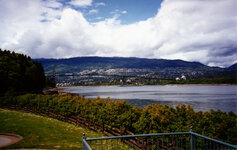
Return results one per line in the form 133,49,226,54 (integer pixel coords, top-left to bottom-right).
0,108,104,149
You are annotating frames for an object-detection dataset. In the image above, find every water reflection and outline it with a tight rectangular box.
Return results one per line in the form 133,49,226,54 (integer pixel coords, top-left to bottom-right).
62,85,237,113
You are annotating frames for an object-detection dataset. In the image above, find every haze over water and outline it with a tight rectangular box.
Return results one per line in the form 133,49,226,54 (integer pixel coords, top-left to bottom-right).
62,85,237,113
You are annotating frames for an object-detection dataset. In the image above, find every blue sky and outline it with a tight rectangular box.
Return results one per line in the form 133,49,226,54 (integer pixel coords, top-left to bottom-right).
58,0,163,24
0,0,236,67
82,0,163,24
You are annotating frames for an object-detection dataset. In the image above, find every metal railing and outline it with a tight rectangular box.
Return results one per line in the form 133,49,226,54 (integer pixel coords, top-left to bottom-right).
83,127,237,150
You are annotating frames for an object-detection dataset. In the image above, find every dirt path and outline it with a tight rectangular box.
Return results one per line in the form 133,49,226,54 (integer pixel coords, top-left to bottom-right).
0,133,22,148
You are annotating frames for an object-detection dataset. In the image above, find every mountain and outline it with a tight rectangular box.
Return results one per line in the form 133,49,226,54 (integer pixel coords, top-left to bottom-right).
34,56,235,79
35,57,205,72
228,63,237,71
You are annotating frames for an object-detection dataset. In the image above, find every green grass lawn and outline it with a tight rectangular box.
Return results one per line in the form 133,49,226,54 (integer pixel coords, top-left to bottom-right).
0,108,104,149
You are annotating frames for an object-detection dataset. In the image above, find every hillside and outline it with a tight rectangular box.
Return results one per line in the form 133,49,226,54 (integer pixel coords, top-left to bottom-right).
35,57,206,70
33,56,236,85
0,49,45,95
228,63,237,71
0,109,103,149
34,56,233,77
36,57,208,71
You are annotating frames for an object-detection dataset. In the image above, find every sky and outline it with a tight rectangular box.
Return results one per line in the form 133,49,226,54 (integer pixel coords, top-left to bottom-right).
0,0,236,67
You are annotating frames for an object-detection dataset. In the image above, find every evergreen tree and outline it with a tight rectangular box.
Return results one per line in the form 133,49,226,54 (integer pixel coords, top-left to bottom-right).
0,49,46,95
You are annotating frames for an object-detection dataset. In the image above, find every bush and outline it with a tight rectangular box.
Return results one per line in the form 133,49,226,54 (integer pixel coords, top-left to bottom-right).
0,94,236,144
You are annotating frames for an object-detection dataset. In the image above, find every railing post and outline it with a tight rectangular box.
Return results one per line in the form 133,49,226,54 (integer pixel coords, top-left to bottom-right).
83,133,86,150
190,126,194,150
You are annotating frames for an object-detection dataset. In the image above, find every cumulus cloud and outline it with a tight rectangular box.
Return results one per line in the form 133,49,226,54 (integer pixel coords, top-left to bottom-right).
68,0,92,7
0,0,236,67
44,0,63,9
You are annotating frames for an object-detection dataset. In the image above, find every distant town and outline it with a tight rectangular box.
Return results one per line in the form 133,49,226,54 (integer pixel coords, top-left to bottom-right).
50,68,213,87
37,56,236,87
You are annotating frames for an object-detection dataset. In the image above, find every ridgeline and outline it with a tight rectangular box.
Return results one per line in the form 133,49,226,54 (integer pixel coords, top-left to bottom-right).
34,56,237,85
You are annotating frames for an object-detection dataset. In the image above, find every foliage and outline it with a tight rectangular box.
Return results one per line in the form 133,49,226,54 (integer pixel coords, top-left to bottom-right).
0,94,236,144
34,57,212,74
0,49,46,95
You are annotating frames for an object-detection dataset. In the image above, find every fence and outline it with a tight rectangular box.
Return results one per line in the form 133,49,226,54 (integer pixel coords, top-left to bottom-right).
83,127,237,150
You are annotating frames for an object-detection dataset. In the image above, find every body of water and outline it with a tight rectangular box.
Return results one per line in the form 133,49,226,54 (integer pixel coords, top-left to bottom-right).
61,85,237,113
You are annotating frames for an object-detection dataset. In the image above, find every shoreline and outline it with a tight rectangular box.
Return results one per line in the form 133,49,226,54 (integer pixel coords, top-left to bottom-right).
57,83,237,88
47,85,237,113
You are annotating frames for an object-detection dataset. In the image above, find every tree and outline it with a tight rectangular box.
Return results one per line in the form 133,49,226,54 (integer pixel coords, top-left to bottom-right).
0,49,46,95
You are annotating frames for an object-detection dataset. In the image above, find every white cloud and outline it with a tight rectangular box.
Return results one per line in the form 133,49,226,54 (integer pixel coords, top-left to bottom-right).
109,9,127,20
69,0,92,7
95,17,103,20
89,9,98,14
111,9,127,15
110,9,120,14
95,2,105,7
44,0,63,9
121,10,127,14
0,0,236,67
